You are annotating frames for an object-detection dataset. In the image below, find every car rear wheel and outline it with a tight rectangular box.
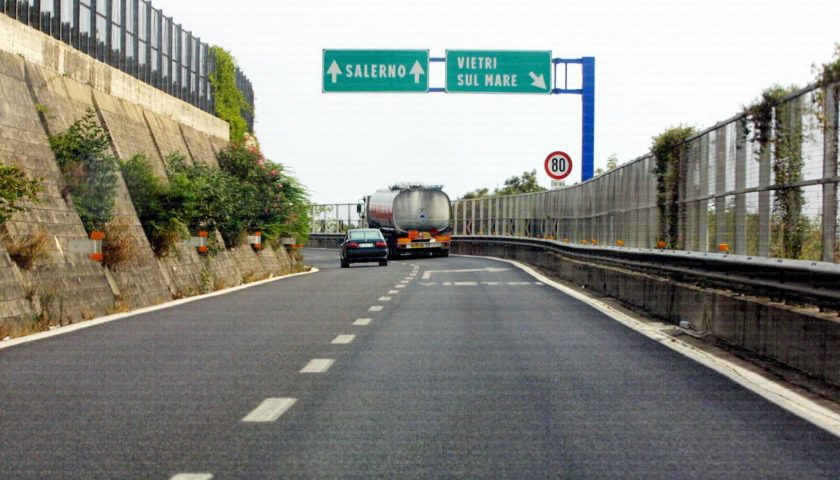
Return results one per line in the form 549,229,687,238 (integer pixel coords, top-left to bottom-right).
379,260,388,267
340,259,349,268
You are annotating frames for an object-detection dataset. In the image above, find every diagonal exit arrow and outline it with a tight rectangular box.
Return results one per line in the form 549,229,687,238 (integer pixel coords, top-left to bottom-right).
529,71,547,90
421,267,509,280
410,61,425,84
327,60,342,83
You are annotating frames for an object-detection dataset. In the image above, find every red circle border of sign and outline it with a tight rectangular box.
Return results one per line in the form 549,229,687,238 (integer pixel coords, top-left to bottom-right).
544,151,573,180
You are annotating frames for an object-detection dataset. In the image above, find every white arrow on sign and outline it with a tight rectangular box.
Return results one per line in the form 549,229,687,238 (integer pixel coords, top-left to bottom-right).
421,267,509,280
529,72,547,90
410,61,425,84
327,60,342,83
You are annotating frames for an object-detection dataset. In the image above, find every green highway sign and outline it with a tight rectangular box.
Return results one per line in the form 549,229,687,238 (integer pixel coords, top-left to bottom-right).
323,50,429,92
445,50,551,94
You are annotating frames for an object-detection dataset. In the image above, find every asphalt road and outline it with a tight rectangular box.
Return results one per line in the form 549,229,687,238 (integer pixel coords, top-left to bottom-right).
1,248,839,479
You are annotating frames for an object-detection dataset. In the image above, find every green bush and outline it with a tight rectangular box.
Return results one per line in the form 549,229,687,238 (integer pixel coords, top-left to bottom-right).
121,144,309,254
0,164,42,224
49,109,118,232
210,46,252,143
120,154,184,255
217,142,310,245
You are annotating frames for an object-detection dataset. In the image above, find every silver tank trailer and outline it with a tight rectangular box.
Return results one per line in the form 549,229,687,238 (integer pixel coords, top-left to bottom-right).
366,187,451,233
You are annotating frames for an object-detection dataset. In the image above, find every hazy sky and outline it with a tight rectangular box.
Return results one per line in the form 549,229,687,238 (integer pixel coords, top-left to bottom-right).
151,0,839,204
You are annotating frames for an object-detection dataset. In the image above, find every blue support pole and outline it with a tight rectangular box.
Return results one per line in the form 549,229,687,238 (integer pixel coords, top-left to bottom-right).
581,57,595,182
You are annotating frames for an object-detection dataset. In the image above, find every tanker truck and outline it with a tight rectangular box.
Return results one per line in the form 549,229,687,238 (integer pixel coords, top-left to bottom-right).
359,184,452,259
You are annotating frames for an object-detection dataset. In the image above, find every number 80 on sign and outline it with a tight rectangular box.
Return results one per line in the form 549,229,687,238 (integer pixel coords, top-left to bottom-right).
544,151,573,180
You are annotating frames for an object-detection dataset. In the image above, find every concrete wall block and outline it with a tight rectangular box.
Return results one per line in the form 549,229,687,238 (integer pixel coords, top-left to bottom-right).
180,124,222,168
672,286,709,332
824,326,840,386
93,91,165,178
143,110,191,163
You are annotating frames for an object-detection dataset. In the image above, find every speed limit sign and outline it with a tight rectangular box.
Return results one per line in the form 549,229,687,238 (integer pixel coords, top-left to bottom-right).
544,151,573,180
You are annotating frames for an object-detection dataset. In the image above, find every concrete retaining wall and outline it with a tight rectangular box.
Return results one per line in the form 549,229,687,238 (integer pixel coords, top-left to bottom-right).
0,17,302,337
452,240,840,389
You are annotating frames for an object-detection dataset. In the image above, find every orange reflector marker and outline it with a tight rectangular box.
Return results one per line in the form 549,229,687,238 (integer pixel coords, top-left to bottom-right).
657,241,667,249
616,240,625,247
89,231,104,262
718,243,730,252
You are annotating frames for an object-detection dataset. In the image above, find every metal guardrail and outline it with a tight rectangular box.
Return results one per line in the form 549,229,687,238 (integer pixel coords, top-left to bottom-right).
1,0,254,132
453,236,840,312
452,83,839,264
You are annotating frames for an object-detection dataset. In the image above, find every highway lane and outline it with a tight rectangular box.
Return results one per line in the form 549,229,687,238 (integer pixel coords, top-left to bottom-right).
1,248,839,478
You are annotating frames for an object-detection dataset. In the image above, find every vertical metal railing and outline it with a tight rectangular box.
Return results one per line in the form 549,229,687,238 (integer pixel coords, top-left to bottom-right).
452,82,840,263
1,0,253,132
309,204,365,234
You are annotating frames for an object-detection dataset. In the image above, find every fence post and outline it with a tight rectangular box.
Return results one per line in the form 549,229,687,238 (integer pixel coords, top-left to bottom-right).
734,122,747,255
823,86,838,262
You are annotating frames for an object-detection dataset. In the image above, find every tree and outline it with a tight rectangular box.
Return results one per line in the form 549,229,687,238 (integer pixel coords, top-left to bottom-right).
494,169,546,196
606,153,618,170
461,187,489,200
0,164,42,224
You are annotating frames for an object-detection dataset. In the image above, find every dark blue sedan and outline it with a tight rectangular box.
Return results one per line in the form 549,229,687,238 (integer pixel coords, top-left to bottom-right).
340,229,388,268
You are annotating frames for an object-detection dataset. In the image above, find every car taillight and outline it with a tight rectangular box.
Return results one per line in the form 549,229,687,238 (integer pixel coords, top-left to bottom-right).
346,242,359,249
375,241,387,248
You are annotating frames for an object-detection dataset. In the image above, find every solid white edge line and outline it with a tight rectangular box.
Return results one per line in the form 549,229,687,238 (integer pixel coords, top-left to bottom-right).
300,358,335,373
464,254,840,438
241,397,298,422
0,268,319,351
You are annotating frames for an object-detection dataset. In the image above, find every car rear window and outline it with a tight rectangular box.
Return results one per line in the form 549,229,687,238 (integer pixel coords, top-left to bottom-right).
348,231,382,240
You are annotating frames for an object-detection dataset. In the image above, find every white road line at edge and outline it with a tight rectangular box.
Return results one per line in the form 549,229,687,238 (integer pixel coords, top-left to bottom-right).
170,474,213,480
470,254,840,438
0,268,320,351
241,398,297,422
300,359,335,373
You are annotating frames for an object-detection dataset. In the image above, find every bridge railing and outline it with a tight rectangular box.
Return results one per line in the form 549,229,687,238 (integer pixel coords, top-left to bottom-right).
453,83,839,263
309,203,364,234
1,0,254,132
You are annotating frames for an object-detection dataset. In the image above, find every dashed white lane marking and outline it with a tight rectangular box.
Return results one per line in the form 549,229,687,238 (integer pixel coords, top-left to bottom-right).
507,282,532,286
388,290,399,294
353,318,372,326
241,398,297,422
300,359,335,373
395,285,406,289
369,306,383,312
400,280,410,284
331,334,356,344
482,282,501,286
472,255,840,438
443,282,452,286
379,296,391,301
454,282,478,286
170,474,213,480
